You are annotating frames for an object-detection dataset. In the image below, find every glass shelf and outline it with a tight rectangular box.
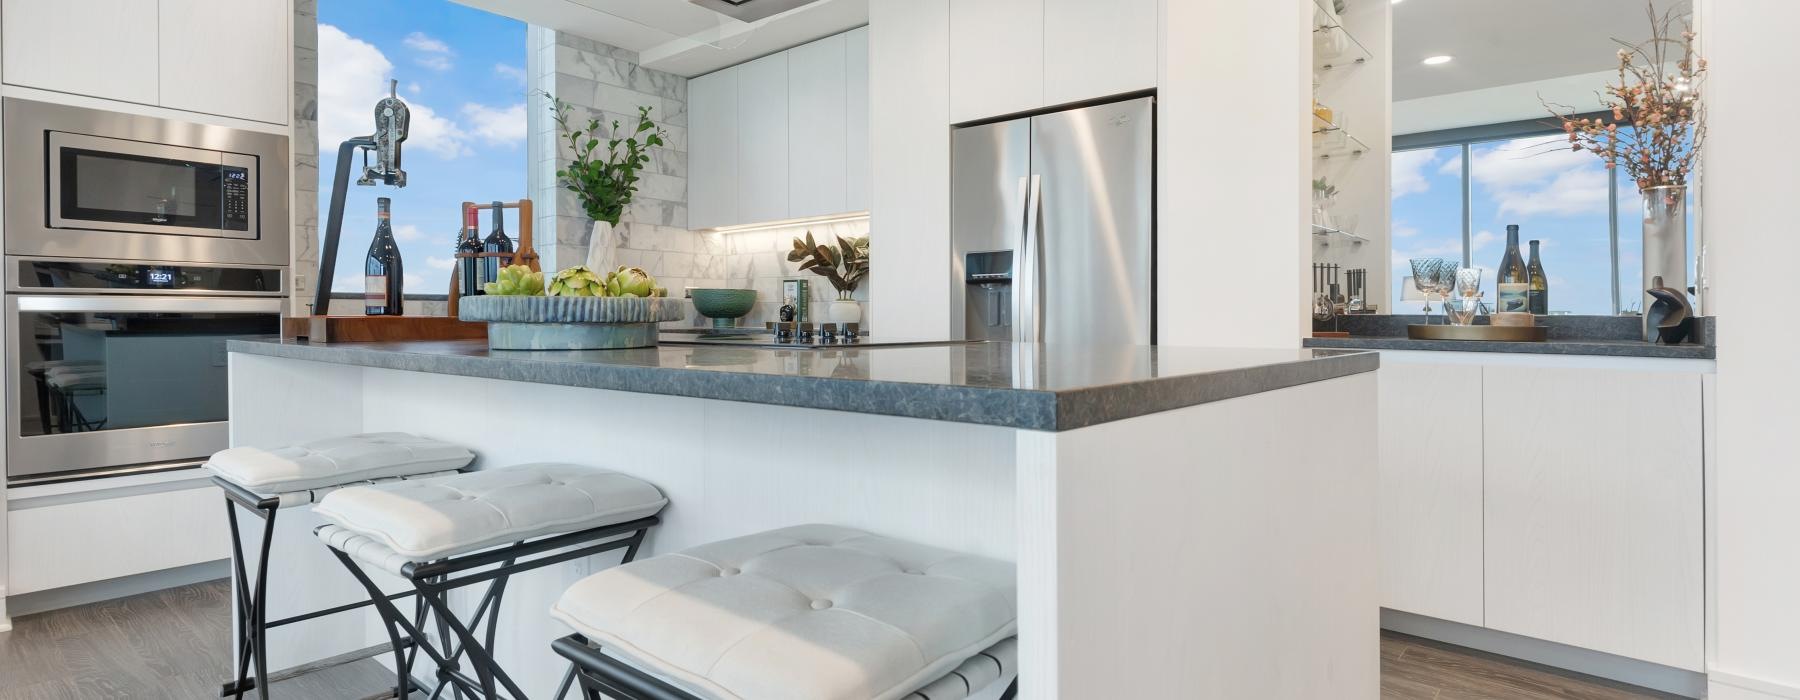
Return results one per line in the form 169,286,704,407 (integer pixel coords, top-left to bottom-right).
1312,113,1370,160
1312,224,1369,244
1312,0,1373,73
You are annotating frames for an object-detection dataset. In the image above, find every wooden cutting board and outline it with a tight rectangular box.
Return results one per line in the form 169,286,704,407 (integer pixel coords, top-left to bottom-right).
282,316,487,343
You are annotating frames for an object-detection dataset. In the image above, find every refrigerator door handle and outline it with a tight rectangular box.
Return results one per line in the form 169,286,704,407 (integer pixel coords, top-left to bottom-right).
1011,175,1028,343
1018,174,1044,344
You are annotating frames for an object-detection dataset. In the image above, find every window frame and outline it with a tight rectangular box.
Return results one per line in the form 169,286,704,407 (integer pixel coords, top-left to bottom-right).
1395,111,1623,314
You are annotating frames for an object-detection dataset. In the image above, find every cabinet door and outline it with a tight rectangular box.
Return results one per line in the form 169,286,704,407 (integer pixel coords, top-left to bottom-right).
1482,366,1704,671
159,0,289,124
2,0,159,105
737,52,790,225
1043,0,1156,106
788,34,847,219
948,0,1043,123
689,67,740,230
1378,362,1484,626
844,26,871,214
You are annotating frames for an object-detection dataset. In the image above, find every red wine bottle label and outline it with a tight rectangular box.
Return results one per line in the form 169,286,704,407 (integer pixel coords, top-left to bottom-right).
365,276,388,306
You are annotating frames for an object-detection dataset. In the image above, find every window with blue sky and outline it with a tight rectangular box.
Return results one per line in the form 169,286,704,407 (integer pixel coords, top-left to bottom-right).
320,0,528,297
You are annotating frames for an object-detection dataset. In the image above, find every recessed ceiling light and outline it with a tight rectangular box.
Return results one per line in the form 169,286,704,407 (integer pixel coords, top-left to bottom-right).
1422,55,1454,66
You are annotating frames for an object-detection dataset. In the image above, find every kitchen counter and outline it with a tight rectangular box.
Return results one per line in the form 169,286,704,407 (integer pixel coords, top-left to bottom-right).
229,338,1376,431
1303,336,1713,359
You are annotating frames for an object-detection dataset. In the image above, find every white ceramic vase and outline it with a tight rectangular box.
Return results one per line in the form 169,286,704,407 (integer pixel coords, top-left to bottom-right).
829,297,862,325
586,220,619,273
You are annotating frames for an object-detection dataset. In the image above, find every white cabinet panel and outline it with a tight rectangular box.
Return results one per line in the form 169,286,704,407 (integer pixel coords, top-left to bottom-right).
787,34,847,219
158,0,290,124
1482,366,1704,671
689,67,740,230
737,52,790,225
844,26,871,213
949,0,1043,123
1378,363,1484,627
2,0,159,105
1043,0,1156,106
7,485,229,595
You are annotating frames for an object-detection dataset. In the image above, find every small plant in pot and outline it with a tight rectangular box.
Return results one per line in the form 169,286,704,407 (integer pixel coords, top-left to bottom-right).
549,96,666,274
788,232,869,325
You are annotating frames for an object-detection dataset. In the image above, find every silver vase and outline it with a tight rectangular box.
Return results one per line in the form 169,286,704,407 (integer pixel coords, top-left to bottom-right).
1640,185,1687,314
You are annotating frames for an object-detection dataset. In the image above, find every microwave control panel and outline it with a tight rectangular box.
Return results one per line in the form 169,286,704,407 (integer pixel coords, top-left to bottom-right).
222,166,250,231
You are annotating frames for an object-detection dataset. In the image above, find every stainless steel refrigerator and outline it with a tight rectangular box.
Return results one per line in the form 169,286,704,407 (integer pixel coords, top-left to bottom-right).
952,96,1154,345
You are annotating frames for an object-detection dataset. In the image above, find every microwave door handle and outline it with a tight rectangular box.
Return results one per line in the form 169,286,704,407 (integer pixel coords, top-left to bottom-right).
12,295,284,314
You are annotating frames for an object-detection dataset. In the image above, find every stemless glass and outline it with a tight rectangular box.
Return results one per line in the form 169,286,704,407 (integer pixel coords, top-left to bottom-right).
1408,258,1442,320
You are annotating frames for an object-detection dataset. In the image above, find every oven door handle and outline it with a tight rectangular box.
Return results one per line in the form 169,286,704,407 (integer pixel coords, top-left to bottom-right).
12,295,285,314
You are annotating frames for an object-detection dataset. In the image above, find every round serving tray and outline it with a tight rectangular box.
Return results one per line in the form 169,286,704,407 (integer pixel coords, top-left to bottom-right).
1407,324,1548,342
458,296,685,350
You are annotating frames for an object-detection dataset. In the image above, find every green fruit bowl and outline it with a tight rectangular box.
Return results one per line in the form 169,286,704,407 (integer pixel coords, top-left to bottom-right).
690,288,757,329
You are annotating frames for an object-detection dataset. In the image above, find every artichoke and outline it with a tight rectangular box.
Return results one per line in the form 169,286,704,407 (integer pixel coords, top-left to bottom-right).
604,266,657,298
483,265,544,296
548,265,604,297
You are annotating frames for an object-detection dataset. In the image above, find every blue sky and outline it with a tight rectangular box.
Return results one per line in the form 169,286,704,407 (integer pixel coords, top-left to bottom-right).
1392,135,1631,315
319,0,528,296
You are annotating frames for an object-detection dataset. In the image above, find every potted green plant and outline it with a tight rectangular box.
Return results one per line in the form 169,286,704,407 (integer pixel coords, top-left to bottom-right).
549,97,666,275
788,231,870,324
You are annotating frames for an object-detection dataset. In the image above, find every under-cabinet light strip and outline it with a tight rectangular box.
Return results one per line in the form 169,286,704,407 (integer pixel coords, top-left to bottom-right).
701,212,871,234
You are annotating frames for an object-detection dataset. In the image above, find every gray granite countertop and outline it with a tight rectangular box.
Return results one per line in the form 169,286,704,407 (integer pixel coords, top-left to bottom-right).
229,338,1377,431
1302,336,1713,359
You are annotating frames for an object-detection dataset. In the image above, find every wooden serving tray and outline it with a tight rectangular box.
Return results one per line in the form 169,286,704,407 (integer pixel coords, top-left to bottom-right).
283,316,488,343
1407,324,1547,342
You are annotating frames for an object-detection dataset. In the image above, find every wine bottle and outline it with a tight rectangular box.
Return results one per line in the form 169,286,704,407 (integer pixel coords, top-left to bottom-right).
457,205,483,297
1494,224,1530,323
364,197,404,316
1527,239,1549,315
479,201,514,288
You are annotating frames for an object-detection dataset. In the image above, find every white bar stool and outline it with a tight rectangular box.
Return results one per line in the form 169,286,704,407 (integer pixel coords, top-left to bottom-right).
549,524,1019,700
206,432,477,698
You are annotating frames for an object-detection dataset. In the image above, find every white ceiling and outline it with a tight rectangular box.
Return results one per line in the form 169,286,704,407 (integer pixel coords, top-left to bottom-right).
1393,0,1688,101
455,0,869,77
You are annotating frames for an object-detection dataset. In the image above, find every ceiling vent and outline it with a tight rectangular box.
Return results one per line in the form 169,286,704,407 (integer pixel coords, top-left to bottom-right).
688,0,823,23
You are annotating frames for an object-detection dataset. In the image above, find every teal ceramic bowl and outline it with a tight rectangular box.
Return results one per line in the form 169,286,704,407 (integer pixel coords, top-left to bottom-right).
690,288,757,329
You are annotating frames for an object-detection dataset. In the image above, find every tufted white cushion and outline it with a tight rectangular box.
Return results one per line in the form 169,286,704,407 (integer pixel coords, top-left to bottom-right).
314,463,667,561
206,432,475,494
551,524,1016,700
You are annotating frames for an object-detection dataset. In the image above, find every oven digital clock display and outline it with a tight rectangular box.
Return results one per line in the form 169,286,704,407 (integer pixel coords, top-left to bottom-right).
146,269,176,286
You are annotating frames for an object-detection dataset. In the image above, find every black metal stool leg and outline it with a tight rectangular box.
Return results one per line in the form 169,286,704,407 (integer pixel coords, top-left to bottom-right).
1000,677,1019,700
420,581,529,700
222,497,280,699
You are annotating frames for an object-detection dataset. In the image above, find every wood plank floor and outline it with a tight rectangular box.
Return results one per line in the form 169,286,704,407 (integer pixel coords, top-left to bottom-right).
1,580,1683,699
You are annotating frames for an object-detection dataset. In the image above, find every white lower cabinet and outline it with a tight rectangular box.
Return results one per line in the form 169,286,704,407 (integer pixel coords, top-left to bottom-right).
1377,363,1484,627
6,484,229,595
1481,365,1704,671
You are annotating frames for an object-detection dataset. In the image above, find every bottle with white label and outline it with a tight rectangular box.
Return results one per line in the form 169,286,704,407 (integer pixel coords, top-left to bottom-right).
1494,224,1530,325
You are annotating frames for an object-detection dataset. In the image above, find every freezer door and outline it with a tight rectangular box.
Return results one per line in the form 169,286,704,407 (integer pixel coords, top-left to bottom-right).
950,117,1031,341
1029,97,1154,345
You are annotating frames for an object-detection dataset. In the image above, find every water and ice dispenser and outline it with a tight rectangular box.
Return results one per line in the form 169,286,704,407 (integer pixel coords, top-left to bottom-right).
963,250,1013,341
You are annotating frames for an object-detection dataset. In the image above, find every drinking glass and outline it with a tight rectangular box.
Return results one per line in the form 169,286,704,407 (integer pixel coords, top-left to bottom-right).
1443,295,1481,326
1456,267,1484,299
1408,258,1442,320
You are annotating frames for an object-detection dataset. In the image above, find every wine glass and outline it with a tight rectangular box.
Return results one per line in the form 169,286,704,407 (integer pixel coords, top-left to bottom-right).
1409,258,1442,321
1430,263,1460,323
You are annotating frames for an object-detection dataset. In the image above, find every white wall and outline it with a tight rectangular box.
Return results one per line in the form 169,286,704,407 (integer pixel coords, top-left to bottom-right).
1697,1,1800,698
1394,70,1615,136
867,0,953,339
1159,0,1311,347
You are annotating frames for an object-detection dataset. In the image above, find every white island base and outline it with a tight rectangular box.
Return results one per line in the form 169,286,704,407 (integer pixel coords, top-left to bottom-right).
229,350,1377,698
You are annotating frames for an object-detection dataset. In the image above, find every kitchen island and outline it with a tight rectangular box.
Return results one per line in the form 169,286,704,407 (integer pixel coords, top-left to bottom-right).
228,338,1380,699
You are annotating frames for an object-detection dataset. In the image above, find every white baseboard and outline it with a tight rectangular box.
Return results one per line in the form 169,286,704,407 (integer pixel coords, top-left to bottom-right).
1709,670,1800,700
1382,608,1707,698
5,559,228,618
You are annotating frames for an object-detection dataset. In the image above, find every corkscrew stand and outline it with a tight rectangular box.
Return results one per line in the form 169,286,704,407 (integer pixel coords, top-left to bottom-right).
448,199,539,316
312,79,410,317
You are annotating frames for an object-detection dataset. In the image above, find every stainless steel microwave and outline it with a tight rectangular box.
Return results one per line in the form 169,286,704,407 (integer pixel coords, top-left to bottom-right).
3,98,289,266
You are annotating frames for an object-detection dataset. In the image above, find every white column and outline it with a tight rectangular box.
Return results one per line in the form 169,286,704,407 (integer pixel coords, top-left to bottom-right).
1697,0,1800,697
868,0,954,339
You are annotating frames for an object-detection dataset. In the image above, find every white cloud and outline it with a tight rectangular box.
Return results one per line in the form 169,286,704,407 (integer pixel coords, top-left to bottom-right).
1391,149,1439,199
394,223,424,242
463,103,526,146
404,32,453,71
1470,135,1609,218
318,24,471,159
1393,222,1420,239
406,81,421,95
1471,229,1500,253
426,256,456,271
495,63,527,85
1437,152,1463,176
404,273,423,290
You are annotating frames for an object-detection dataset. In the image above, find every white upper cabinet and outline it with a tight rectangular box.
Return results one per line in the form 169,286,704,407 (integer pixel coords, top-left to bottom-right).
788,34,848,219
159,0,290,124
1,0,289,124
844,26,871,213
689,67,740,230
1042,0,1156,106
737,52,790,225
2,0,160,106
949,0,1043,124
